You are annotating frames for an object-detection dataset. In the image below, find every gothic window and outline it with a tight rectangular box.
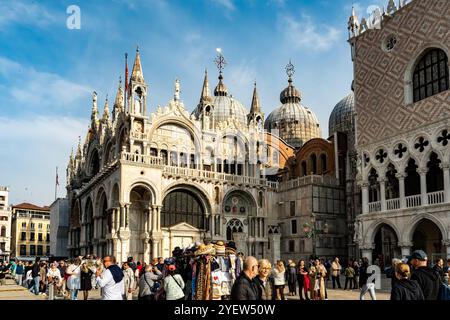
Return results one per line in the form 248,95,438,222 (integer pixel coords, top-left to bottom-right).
301,161,307,176
310,154,317,175
427,152,443,193
375,149,388,164
226,219,244,241
413,49,449,103
414,137,429,153
320,154,327,173
161,190,205,229
394,143,407,159
437,129,450,147
405,159,420,196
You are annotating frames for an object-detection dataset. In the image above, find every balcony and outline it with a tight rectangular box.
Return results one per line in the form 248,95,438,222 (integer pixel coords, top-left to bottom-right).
367,190,445,213
120,151,278,189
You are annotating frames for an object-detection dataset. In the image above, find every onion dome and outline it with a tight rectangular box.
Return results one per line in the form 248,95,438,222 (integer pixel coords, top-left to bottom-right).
264,61,321,148
328,92,355,136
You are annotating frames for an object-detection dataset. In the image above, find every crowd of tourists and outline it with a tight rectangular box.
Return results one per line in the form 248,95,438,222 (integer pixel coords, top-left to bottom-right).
1,244,449,301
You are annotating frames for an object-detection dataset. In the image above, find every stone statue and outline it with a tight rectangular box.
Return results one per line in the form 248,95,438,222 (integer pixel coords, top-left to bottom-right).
174,78,181,101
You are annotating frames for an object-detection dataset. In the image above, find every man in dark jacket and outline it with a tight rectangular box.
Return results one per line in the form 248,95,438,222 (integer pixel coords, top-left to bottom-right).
432,258,445,283
231,256,260,300
409,250,440,300
29,257,41,295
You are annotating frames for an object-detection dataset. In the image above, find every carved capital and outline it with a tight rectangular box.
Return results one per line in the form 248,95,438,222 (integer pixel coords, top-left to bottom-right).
398,241,413,248
417,168,428,175
442,239,450,247
395,173,406,180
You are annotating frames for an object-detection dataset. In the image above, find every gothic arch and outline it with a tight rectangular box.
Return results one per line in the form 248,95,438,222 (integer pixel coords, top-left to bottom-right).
404,44,450,105
364,219,401,246
162,182,212,216
403,214,448,244
109,182,120,208
125,179,158,205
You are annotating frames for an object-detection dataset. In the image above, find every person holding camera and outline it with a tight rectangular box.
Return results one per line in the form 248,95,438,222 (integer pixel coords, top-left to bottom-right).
138,263,163,300
47,262,62,300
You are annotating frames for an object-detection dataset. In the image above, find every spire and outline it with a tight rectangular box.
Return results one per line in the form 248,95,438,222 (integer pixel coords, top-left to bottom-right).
280,61,302,104
200,69,211,101
69,148,74,168
214,49,228,97
174,78,181,101
91,91,98,121
348,6,360,38
76,136,82,159
102,95,110,123
250,81,260,113
114,77,124,110
130,46,144,83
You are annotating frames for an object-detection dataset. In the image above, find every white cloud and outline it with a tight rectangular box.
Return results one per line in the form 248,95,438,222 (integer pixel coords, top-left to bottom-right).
0,56,91,112
0,0,59,29
281,14,342,52
0,116,86,206
211,0,236,11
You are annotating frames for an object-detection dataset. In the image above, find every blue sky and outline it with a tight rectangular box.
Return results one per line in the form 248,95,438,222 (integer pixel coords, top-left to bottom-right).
0,0,387,206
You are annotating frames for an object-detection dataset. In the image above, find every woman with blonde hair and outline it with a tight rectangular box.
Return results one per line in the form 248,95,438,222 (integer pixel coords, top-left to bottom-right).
272,260,286,300
256,259,274,300
80,261,93,300
390,263,424,300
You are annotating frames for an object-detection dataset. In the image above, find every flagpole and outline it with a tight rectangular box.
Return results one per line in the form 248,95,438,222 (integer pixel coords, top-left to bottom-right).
55,166,58,201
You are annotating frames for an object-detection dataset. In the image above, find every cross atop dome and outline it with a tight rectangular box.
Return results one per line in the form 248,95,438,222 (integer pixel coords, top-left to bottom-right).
285,60,295,80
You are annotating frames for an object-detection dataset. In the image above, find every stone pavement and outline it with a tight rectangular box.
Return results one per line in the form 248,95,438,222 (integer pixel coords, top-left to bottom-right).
0,275,392,301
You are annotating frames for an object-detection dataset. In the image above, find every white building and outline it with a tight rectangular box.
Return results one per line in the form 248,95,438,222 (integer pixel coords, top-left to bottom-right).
0,187,12,261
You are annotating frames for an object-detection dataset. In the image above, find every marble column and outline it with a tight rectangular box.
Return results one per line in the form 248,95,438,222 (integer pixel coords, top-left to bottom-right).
379,177,386,211
442,164,450,203
399,242,412,259
396,173,406,209
418,168,428,206
361,182,369,214
151,205,157,231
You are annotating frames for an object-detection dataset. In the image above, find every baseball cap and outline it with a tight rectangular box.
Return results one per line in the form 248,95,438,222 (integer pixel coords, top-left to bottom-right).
407,250,428,262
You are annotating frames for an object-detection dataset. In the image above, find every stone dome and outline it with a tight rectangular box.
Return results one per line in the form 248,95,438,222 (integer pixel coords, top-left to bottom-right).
265,78,321,148
211,95,248,127
328,92,355,136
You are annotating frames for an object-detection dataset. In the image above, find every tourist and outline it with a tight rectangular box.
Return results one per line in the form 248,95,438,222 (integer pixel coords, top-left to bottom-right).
15,261,24,286
297,260,309,300
344,262,355,290
359,257,376,300
390,258,402,290
231,256,260,300
96,255,124,300
127,257,137,272
308,264,317,300
138,263,163,300
0,261,9,286
352,260,360,289
39,262,48,295
164,261,185,300
433,258,445,283
136,261,143,278
47,262,62,300
409,250,440,300
272,260,286,300
444,259,450,277
331,257,342,289
123,262,136,300
255,259,274,300
316,259,327,300
156,257,164,272
287,260,297,296
66,257,81,300
80,261,93,300
391,263,424,300
29,257,41,295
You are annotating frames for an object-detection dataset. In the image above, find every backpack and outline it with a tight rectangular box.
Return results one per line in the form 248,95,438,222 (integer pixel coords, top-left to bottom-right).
438,283,450,300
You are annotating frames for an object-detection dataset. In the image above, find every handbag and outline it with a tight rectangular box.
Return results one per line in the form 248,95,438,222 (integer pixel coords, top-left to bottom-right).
154,282,166,301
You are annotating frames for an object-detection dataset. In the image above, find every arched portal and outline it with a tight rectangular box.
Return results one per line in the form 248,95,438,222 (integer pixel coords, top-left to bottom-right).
412,219,444,259
161,190,205,229
129,185,153,261
84,198,94,254
222,190,257,216
373,224,399,270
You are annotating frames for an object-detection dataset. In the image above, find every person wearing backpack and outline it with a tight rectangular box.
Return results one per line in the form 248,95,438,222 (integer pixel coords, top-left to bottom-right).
138,263,163,300
390,263,424,300
409,250,440,300
164,262,185,300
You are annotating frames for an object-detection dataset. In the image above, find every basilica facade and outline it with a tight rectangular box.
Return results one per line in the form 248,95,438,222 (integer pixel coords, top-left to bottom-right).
350,0,450,265
65,46,358,264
